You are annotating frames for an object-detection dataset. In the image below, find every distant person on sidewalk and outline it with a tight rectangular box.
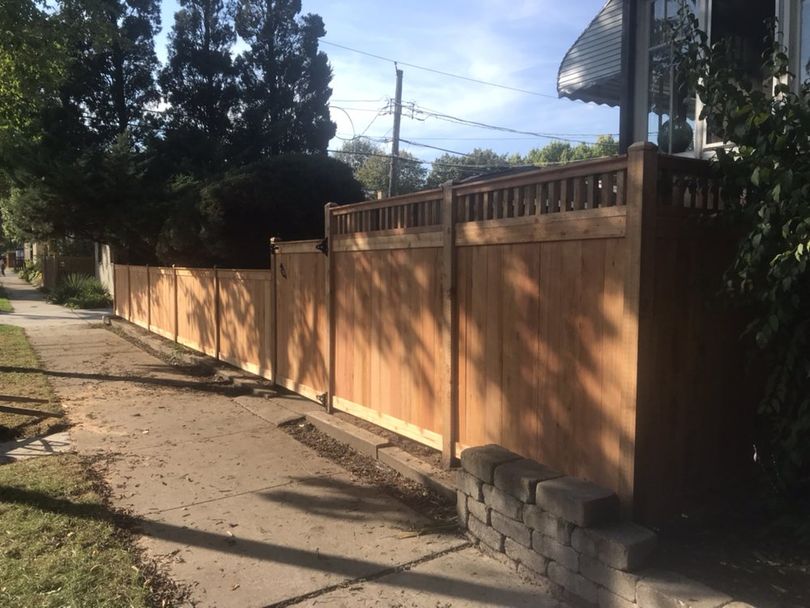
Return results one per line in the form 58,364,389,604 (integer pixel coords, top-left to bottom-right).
0,258,6,276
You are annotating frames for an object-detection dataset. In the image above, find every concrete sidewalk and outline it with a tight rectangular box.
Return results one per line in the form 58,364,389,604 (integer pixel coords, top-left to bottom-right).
0,275,563,607
0,270,110,328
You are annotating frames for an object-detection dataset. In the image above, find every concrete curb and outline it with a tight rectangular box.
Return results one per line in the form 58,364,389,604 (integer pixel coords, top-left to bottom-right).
109,317,275,398
299,412,457,503
378,446,456,501
305,411,390,458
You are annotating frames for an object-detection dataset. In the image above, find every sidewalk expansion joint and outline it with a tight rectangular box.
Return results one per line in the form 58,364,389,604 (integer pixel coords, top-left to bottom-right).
131,426,277,453
152,473,337,515
263,541,472,608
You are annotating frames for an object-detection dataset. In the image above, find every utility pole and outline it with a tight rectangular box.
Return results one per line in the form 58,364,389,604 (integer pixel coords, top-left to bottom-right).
388,67,403,198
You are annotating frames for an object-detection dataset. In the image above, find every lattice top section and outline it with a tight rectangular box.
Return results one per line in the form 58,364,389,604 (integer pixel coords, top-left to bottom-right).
657,155,724,211
332,190,443,236
331,156,630,236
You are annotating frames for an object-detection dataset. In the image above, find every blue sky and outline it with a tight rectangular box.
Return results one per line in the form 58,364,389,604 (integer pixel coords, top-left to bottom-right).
156,0,618,162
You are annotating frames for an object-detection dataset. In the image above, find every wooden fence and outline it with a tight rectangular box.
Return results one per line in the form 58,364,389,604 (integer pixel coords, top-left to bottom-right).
114,143,755,524
42,255,95,290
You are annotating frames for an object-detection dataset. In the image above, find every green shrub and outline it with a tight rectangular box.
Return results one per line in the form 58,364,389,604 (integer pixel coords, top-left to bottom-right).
156,154,364,267
49,274,111,309
17,259,41,283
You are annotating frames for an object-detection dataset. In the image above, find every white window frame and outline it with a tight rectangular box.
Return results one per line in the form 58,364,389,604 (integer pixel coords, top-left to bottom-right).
635,0,788,158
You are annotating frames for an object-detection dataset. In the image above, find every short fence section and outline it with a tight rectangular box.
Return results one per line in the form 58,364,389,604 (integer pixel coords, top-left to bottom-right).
42,255,95,291
114,145,751,523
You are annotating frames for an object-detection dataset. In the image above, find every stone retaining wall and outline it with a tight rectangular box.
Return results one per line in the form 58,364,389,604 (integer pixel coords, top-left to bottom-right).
457,445,752,608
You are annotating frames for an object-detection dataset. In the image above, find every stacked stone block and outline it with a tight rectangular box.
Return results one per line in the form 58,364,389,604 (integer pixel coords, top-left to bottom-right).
457,445,746,608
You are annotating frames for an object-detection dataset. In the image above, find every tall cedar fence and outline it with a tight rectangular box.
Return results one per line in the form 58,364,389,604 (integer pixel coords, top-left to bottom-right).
113,144,755,524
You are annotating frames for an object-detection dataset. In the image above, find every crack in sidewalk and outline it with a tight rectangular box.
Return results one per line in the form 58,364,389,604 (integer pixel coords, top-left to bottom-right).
263,542,472,608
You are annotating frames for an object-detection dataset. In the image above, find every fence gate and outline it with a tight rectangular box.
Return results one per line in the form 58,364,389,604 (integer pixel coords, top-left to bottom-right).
272,240,328,403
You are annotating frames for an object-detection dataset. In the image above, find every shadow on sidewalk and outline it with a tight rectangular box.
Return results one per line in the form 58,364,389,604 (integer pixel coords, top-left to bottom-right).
0,365,245,397
0,483,543,606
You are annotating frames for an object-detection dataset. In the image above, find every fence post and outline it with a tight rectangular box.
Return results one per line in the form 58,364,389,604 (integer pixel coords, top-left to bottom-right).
112,264,117,316
146,265,151,331
324,203,336,414
620,142,659,516
270,237,279,385
440,181,458,468
173,265,179,343
127,264,132,321
214,267,221,361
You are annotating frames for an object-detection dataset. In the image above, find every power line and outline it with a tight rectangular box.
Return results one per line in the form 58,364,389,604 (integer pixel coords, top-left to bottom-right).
330,98,385,103
329,105,386,113
327,148,589,169
321,40,560,100
398,138,472,157
405,103,619,148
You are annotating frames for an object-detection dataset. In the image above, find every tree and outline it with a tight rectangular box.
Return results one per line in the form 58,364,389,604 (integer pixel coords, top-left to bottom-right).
59,0,162,146
524,135,618,166
674,7,810,499
0,1,66,140
425,148,510,188
332,138,379,174
159,0,238,176
333,139,426,198
0,0,164,254
233,0,335,160
156,155,363,267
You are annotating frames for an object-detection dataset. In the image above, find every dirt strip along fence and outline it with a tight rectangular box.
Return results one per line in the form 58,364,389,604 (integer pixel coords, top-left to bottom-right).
113,143,755,524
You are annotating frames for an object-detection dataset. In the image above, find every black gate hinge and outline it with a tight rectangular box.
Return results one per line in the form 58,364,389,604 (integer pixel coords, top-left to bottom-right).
316,237,328,255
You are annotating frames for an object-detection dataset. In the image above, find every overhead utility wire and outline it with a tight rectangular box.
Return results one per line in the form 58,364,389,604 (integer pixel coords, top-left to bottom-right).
398,138,473,157
321,40,560,100
407,104,620,148
327,148,603,169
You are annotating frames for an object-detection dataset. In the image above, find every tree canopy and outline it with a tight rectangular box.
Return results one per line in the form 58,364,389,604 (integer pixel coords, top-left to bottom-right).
334,139,426,198
0,0,348,265
233,0,335,160
159,0,238,176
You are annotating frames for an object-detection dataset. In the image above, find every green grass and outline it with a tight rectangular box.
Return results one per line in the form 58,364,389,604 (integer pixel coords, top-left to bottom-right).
0,455,153,608
0,285,12,313
0,324,62,441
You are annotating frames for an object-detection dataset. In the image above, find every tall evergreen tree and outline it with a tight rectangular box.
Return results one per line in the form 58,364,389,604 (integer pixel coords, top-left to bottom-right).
160,0,238,175
233,0,335,160
59,0,162,146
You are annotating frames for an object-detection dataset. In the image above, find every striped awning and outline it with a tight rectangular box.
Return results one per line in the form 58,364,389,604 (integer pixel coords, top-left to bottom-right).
557,0,624,107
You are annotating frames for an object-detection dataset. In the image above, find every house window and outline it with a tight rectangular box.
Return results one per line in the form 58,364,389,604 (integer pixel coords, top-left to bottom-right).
801,0,810,80
705,0,773,144
647,0,698,154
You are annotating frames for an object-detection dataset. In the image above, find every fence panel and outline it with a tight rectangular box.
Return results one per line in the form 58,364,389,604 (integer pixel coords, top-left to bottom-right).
148,267,176,339
129,266,149,328
176,268,217,356
274,241,328,402
217,270,273,377
332,235,444,449
455,236,629,492
113,265,130,319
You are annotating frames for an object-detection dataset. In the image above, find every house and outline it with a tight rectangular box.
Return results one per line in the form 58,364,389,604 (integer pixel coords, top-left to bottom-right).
558,0,802,156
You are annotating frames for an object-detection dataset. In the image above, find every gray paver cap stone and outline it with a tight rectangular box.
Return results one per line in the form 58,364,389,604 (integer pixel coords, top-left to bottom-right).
460,444,522,483
535,476,619,527
571,521,657,571
493,458,562,503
